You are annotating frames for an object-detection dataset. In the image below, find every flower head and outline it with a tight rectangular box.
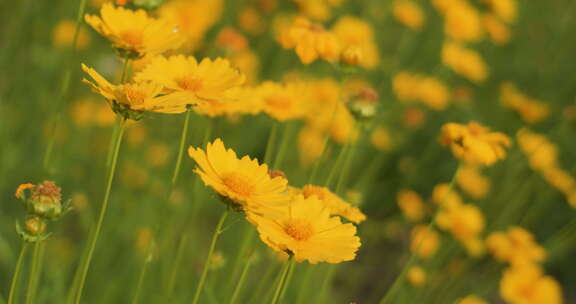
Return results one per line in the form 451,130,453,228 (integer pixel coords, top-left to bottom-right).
248,195,361,264
486,227,546,265
393,0,425,30
442,42,489,84
278,17,341,64
82,64,192,118
500,264,562,304
440,121,511,166
16,181,68,220
301,185,367,224
85,3,184,58
188,139,289,214
256,81,310,121
135,55,245,105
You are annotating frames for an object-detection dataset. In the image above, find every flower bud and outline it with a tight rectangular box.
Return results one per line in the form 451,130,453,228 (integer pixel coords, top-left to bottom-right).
28,181,64,219
348,87,379,121
25,216,47,236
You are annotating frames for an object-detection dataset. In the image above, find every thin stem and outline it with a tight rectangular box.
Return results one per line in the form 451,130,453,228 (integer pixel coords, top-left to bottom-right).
335,135,360,195
191,208,230,304
272,123,294,170
226,228,255,294
264,123,279,165
379,164,462,304
294,265,314,304
42,0,88,171
131,257,151,304
228,250,254,304
120,57,131,83
8,242,29,304
74,118,127,304
270,257,295,304
324,144,350,187
165,234,188,300
317,264,337,303
278,258,296,302
171,109,192,186
25,242,43,304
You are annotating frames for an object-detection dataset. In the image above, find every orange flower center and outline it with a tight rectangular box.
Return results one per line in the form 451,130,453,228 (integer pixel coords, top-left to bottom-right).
222,173,255,197
176,76,203,92
266,96,292,110
284,220,314,241
120,31,144,47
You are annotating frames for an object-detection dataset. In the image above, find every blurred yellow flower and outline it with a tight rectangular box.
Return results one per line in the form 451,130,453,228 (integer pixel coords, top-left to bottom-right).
407,266,427,286
456,295,488,304
500,83,550,124
393,72,450,110
443,1,484,43
486,227,546,265
483,14,511,45
85,3,184,57
397,189,426,222
393,0,425,30
432,183,463,208
298,127,326,166
442,42,489,84
483,0,517,24
159,0,223,51
229,50,260,85
301,185,367,224
256,81,310,121
135,55,245,105
193,86,263,118
436,202,484,242
411,225,440,259
293,0,343,21
248,195,361,264
516,129,558,171
332,16,380,68
440,121,511,166
278,17,341,64
146,143,170,168
457,165,491,199
371,126,394,152
500,264,562,304
239,8,265,35
52,19,91,49
188,139,289,214
82,64,193,117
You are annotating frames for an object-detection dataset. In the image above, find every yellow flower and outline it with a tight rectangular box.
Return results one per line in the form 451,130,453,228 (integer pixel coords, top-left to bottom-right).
500,83,549,124
457,165,491,199
483,14,511,45
278,17,341,64
193,87,263,118
135,55,245,105
293,0,340,21
392,72,450,110
371,126,394,152
456,295,488,304
52,19,91,49
188,139,289,214
158,0,223,51
440,121,511,166
483,0,517,24
486,227,546,265
436,202,484,242
500,264,563,304
81,64,192,117
407,266,427,286
442,42,489,84
541,167,576,197
397,189,426,222
298,127,326,166
516,129,558,171
444,1,484,43
332,16,380,68
411,225,440,259
432,183,463,208
256,81,309,121
85,3,184,57
301,185,367,224
248,194,361,264
393,0,425,30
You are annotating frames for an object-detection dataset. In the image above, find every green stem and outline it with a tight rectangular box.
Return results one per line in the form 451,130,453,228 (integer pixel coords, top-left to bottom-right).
324,144,350,187
171,109,192,186
294,265,314,304
191,208,230,304
317,265,337,303
25,242,43,304
270,257,295,304
272,123,294,170
226,228,255,294
165,234,188,300
131,257,151,304
42,0,87,172
120,57,131,83
379,164,461,304
228,250,254,304
8,242,29,304
74,118,127,304
278,259,296,302
264,123,279,165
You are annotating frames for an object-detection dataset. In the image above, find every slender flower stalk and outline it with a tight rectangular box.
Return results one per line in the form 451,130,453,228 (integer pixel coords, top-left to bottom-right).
324,144,350,187
171,109,193,187
25,242,43,304
225,228,256,294
8,242,29,304
270,257,295,304
164,234,188,300
42,0,88,172
228,251,254,304
264,122,279,164
191,208,230,304
74,117,127,304
379,164,462,304
131,257,152,304
272,122,295,170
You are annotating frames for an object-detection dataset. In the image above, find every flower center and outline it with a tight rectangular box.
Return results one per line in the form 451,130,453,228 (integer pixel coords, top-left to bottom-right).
284,220,314,241
222,173,255,197
266,96,292,110
120,31,144,47
124,85,147,105
176,76,203,92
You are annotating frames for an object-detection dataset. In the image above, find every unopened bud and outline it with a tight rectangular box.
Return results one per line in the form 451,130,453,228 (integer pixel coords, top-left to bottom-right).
25,216,47,236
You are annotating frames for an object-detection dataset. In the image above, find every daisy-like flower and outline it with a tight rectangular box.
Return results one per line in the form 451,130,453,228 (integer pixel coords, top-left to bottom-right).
134,55,245,105
500,263,562,304
440,121,511,166
278,17,341,64
82,64,192,119
486,226,546,265
188,139,289,214
248,195,361,264
301,185,366,224
256,81,310,122
85,3,184,58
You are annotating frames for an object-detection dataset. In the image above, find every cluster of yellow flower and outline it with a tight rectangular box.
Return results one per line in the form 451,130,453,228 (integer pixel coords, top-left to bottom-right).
501,82,550,124
188,139,364,263
517,129,576,207
393,72,451,110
